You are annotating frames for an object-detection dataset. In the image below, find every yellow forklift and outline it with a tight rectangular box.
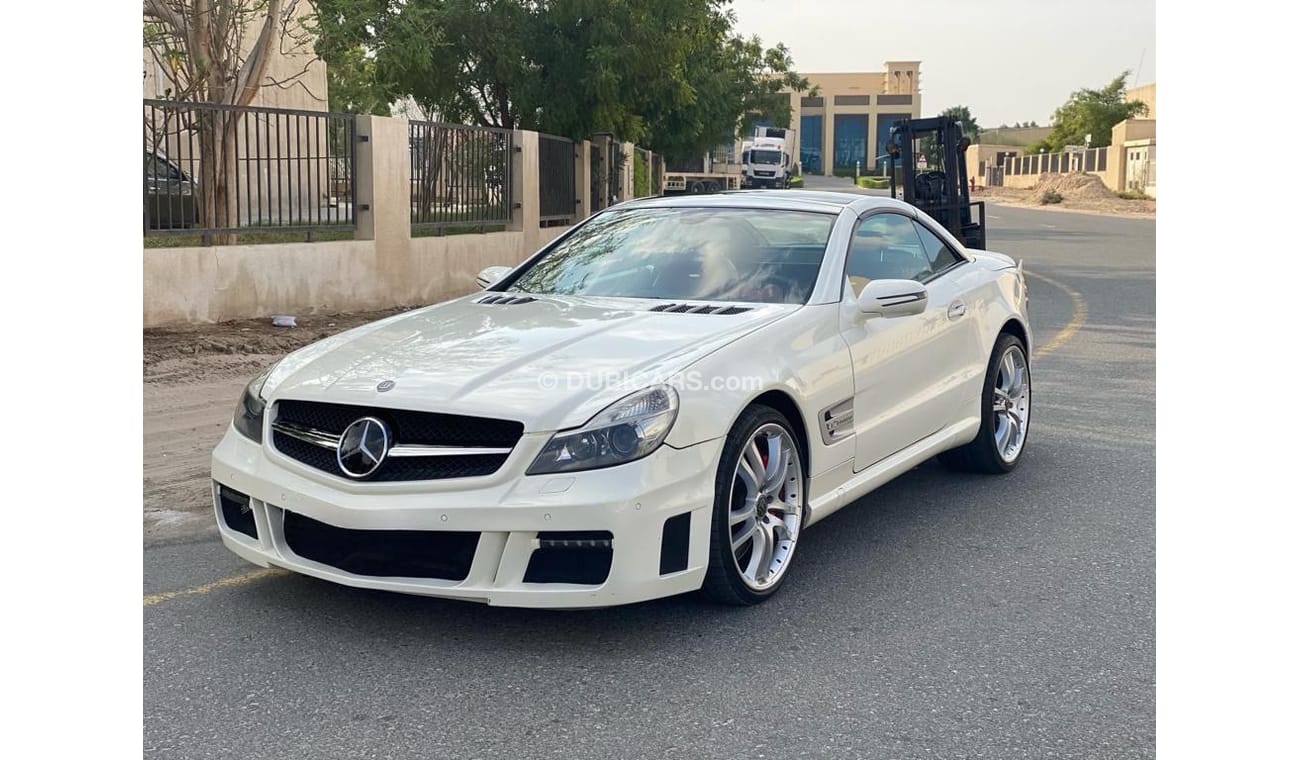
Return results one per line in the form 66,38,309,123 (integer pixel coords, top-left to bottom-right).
886,117,987,249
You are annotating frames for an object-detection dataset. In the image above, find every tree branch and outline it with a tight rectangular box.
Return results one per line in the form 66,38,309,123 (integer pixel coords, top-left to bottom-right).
231,0,284,106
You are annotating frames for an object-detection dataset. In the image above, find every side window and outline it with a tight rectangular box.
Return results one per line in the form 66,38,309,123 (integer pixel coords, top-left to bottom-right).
844,213,929,296
911,221,962,275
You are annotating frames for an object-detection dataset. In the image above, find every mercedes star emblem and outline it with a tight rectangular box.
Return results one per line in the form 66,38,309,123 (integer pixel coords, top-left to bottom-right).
337,417,391,478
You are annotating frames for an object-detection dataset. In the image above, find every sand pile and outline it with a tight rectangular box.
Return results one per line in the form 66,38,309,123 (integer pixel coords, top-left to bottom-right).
1033,173,1114,202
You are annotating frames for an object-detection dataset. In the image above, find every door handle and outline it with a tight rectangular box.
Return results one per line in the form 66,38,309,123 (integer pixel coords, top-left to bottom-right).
947,301,967,320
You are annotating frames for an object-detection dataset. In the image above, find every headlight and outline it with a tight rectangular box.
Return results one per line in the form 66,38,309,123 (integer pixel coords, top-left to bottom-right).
231,365,274,443
528,385,679,474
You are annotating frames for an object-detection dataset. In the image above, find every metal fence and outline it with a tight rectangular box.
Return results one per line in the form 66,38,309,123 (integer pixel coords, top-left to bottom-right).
144,99,357,236
410,121,512,232
538,133,577,224
1004,147,1107,176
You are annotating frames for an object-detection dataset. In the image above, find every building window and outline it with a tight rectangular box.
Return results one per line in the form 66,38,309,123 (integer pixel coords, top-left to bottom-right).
801,114,823,174
833,115,867,175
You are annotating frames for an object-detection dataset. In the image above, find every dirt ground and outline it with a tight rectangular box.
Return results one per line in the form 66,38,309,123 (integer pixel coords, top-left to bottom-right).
975,173,1155,218
142,308,410,542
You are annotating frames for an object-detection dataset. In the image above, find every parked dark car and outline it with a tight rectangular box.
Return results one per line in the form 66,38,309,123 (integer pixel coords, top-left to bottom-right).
145,151,198,230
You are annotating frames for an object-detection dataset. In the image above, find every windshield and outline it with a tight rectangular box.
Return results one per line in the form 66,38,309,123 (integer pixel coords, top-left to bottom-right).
751,149,781,165
508,208,834,304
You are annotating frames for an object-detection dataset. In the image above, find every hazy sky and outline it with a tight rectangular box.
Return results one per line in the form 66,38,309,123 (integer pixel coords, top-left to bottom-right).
729,0,1156,127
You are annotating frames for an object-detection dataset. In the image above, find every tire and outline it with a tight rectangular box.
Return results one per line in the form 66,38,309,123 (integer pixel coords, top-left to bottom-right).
701,405,806,606
688,181,704,194
939,333,1031,474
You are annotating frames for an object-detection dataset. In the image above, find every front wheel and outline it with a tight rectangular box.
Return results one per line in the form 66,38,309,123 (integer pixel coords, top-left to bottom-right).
701,405,806,605
939,333,1031,474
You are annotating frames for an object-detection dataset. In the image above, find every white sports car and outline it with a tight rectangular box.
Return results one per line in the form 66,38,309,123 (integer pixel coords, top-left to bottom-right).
211,191,1031,608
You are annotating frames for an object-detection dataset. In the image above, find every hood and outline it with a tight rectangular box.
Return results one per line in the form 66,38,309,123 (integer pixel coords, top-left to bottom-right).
264,294,797,431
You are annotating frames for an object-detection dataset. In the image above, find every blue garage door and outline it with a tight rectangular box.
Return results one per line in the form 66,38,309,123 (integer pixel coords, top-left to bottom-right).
800,114,823,174
833,115,867,175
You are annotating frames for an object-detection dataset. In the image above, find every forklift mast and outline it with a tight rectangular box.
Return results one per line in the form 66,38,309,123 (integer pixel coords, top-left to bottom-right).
886,117,987,250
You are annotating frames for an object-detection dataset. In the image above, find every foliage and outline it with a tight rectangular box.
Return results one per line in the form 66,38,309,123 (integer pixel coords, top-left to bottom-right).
939,105,981,139
787,175,803,188
633,151,651,197
856,176,889,189
321,44,392,115
311,1,810,162
1040,190,1063,204
1117,189,1152,201
1038,72,1147,151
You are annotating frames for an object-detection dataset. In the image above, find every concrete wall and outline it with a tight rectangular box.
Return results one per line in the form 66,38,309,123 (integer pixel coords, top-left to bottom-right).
1104,119,1157,193
144,114,582,327
1126,83,1157,120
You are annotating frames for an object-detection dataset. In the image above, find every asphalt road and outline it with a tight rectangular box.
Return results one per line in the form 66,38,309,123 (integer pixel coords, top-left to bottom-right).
144,179,1156,759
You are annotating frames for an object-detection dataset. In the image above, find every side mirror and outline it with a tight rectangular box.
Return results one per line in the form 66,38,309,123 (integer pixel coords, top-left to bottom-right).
856,279,928,319
475,265,511,290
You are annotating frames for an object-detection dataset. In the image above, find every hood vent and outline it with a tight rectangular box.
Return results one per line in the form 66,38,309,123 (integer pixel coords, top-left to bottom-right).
477,294,537,305
649,303,752,315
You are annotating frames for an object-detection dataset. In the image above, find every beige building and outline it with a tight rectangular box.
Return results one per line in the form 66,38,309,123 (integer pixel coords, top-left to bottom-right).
143,1,328,112
774,61,924,176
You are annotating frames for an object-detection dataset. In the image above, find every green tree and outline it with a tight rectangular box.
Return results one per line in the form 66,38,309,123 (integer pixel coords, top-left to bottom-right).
1036,72,1147,152
939,105,980,139
321,45,392,115
311,0,809,160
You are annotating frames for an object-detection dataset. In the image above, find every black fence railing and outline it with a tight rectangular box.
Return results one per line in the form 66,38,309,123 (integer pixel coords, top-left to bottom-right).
538,134,577,225
1004,147,1107,176
144,99,357,237
410,121,512,232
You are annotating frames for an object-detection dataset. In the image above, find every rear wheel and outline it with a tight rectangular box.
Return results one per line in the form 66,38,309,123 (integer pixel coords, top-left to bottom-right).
940,333,1031,473
702,406,805,605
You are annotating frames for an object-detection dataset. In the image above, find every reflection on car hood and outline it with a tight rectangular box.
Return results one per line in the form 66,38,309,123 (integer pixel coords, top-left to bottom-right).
264,294,797,431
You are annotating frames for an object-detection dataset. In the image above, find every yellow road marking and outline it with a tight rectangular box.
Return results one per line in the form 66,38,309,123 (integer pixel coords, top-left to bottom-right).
147,271,1089,609
1024,270,1087,359
144,568,287,607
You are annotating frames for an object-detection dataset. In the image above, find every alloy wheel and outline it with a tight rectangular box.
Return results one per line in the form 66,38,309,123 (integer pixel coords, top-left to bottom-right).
727,423,804,591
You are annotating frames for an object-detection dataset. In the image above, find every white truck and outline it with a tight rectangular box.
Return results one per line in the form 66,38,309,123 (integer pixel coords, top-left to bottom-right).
742,126,795,189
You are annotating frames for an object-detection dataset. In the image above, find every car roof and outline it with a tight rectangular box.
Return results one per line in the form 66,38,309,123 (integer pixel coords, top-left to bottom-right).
615,190,916,216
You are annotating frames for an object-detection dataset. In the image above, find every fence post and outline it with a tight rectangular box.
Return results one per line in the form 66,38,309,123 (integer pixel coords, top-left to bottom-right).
511,130,540,248
575,140,592,219
621,141,636,201
355,115,411,250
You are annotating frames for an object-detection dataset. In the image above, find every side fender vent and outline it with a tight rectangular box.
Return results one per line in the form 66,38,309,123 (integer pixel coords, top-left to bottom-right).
648,303,752,315
477,294,537,305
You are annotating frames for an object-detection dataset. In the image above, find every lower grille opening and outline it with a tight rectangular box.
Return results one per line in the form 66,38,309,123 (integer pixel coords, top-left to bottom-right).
217,484,257,539
283,511,479,581
524,531,613,585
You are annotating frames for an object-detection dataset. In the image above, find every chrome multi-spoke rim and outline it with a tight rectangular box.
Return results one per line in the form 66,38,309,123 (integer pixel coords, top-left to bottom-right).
992,345,1031,462
727,423,804,591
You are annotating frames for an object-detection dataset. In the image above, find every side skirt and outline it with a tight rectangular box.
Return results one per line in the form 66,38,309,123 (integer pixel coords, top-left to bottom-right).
804,417,981,527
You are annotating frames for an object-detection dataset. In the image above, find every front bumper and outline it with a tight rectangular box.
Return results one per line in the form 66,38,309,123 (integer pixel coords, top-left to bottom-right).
210,426,723,608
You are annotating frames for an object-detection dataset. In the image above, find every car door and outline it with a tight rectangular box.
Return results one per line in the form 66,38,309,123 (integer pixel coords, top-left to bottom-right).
909,217,988,424
839,211,974,470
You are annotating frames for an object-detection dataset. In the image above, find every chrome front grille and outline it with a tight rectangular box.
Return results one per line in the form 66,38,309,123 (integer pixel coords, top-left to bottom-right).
270,400,523,482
